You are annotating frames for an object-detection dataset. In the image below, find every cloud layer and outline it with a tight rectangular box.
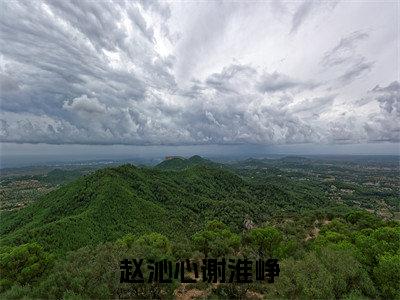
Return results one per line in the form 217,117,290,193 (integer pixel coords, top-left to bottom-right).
0,0,398,145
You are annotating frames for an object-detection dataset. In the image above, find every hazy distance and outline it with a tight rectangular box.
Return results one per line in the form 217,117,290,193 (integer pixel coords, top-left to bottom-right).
1,142,398,169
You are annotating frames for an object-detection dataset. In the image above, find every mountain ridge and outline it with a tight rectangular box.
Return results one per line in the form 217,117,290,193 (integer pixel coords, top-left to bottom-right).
0,160,328,253
0,164,228,251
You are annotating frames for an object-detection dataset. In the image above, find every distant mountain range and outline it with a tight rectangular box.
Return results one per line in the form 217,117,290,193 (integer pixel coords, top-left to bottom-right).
155,155,222,170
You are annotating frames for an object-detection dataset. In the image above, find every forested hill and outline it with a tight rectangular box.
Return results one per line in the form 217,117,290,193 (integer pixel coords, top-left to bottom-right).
1,158,399,299
0,163,328,253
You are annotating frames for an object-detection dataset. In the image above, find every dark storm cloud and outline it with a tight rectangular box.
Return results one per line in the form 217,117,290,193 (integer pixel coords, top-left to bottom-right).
0,0,179,144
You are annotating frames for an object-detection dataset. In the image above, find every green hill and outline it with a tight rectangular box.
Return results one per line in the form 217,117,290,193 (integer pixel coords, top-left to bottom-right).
0,163,327,253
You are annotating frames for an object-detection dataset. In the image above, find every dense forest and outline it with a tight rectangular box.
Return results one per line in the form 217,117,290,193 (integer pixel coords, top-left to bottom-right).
0,156,399,299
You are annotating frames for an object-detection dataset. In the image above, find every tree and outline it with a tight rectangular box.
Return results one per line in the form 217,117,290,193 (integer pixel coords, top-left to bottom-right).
192,220,240,258
373,253,400,299
135,232,173,260
269,253,334,299
0,243,53,292
318,247,375,298
248,226,283,258
32,242,177,299
345,211,382,229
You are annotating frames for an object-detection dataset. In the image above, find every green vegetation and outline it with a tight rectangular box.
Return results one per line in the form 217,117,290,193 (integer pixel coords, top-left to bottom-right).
0,168,89,211
0,243,54,292
192,220,240,258
1,163,328,253
0,156,398,299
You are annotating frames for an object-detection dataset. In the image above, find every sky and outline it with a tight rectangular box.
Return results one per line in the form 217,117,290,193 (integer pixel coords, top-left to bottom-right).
0,0,399,164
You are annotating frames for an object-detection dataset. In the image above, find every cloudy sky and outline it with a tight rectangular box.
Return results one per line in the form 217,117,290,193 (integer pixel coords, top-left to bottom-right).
0,0,399,159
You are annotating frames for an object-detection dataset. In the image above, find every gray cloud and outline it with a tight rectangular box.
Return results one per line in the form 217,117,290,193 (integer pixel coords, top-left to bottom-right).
290,1,315,34
0,119,9,138
372,81,400,93
289,95,336,115
0,74,21,92
63,95,107,115
175,65,323,145
173,1,239,81
289,0,338,34
321,31,375,86
205,65,257,94
337,59,374,85
321,31,369,67
0,0,176,144
0,0,398,146
371,81,400,114
257,71,320,93
330,81,400,143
